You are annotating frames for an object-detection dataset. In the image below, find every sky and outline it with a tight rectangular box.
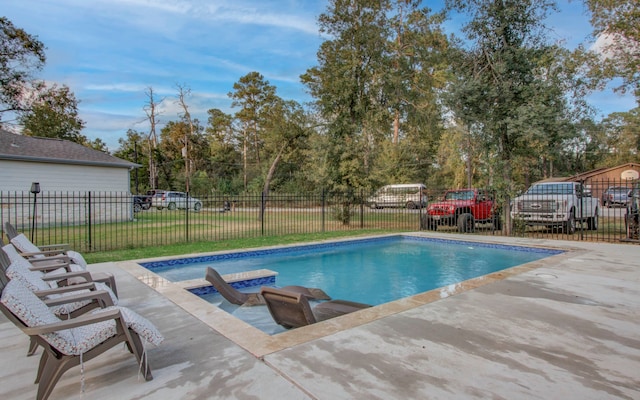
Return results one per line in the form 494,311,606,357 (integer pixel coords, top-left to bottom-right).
3,0,637,150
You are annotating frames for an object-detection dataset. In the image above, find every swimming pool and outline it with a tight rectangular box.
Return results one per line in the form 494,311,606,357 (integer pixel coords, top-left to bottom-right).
140,236,563,306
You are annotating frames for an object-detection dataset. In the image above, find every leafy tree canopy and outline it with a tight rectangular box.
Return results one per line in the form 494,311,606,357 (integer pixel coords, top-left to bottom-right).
0,17,46,120
19,84,86,143
585,0,640,99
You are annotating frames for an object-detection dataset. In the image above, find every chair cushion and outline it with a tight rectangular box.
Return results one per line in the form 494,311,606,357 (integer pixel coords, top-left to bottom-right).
66,250,88,269
95,306,164,346
5,260,118,315
6,259,52,291
1,280,117,355
3,244,67,282
10,234,43,257
10,235,87,270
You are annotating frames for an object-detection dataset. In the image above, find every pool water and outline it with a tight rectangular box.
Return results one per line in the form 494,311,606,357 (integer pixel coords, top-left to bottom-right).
142,236,561,306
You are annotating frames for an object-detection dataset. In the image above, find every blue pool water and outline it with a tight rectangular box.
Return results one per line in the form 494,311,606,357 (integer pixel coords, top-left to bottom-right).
141,236,562,306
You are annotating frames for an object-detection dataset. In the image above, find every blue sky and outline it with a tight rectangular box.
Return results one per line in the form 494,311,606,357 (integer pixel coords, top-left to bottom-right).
3,0,637,150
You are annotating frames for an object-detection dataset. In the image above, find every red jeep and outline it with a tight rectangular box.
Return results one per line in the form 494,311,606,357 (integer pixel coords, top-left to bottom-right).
422,188,501,233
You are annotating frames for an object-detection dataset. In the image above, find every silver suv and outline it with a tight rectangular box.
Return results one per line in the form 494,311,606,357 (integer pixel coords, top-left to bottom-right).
152,191,202,211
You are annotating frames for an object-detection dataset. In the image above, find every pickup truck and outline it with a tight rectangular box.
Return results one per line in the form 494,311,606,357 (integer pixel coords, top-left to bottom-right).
421,188,500,233
510,181,600,234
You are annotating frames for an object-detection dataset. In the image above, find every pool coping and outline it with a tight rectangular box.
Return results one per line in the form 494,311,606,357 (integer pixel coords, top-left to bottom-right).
117,233,579,358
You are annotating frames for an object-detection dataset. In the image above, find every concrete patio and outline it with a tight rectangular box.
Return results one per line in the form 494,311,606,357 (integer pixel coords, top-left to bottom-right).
1,233,638,399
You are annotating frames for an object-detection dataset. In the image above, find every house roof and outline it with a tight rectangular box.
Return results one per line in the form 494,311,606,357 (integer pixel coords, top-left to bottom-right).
0,129,138,168
568,163,640,180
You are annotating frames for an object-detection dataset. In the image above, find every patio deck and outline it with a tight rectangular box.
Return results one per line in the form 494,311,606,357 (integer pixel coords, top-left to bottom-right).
1,233,638,399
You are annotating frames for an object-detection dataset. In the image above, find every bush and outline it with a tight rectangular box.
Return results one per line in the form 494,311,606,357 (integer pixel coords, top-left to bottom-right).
332,202,354,225
511,216,527,237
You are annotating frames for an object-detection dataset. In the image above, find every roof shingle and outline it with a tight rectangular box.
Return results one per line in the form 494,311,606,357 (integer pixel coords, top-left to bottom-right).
0,129,137,168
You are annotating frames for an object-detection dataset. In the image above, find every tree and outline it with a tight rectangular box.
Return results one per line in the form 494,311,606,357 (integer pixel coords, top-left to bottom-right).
87,137,108,153
302,0,391,194
445,0,582,233
113,129,149,193
19,84,86,143
597,108,640,165
302,0,449,198
385,1,449,146
143,87,163,190
176,84,195,192
157,118,207,192
261,99,310,196
205,108,242,193
0,17,46,121
585,0,640,99
228,72,279,190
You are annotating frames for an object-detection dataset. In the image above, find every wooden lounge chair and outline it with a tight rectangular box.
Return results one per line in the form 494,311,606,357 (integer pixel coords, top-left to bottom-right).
260,286,371,329
204,267,331,306
0,279,163,400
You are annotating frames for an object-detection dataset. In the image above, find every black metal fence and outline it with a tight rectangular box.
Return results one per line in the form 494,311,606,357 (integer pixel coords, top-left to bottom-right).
507,179,638,243
0,190,425,252
1,180,637,253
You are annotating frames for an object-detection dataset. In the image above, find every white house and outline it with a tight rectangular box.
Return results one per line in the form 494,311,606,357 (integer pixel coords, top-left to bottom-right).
0,129,137,192
0,129,139,229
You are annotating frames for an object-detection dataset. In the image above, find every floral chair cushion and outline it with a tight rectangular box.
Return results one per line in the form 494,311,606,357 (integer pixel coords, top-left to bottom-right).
2,280,163,355
6,238,86,271
6,260,118,315
6,258,51,291
95,307,164,346
1,280,116,355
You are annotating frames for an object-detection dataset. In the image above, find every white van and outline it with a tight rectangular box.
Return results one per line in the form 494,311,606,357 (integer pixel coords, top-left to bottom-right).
368,184,427,209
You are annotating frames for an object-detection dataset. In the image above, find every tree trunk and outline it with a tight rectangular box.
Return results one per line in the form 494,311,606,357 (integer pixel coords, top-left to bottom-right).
259,146,285,222
393,110,399,144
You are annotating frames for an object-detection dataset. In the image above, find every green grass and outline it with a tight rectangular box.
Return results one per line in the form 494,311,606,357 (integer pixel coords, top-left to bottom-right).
36,208,421,253
84,229,400,264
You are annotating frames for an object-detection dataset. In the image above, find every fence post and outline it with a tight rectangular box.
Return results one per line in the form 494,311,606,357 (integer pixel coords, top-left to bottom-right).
87,191,92,250
578,179,584,240
186,191,190,242
322,189,326,233
261,191,265,236
360,189,364,229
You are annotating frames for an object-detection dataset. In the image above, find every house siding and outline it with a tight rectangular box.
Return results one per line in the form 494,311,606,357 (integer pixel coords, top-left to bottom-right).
0,160,130,192
1,161,134,229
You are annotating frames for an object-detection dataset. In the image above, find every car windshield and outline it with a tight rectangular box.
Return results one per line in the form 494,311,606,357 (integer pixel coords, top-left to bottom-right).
525,183,573,195
444,190,474,201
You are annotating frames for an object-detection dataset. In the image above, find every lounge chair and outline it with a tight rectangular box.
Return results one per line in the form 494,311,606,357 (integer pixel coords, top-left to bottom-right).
4,222,70,253
4,222,90,273
10,231,87,267
2,240,117,296
2,221,21,241
204,267,331,306
0,279,163,400
4,256,119,313
2,252,120,356
260,286,371,329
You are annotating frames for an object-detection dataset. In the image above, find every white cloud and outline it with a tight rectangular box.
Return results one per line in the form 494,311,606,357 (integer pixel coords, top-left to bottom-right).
591,31,640,60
